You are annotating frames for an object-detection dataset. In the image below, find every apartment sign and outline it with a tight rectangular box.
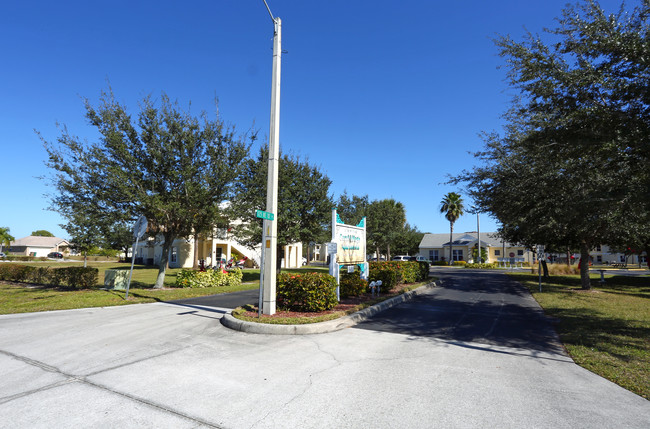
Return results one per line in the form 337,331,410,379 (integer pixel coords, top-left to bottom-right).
333,213,366,264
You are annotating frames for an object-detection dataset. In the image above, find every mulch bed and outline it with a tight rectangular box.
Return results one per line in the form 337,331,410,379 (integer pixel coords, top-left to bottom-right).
240,283,414,320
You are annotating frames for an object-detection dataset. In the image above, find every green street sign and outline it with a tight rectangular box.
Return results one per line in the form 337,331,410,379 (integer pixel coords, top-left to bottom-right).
256,210,275,221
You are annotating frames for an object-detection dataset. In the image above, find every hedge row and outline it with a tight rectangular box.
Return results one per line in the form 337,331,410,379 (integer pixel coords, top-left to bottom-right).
0,264,98,288
277,272,338,312
175,268,243,288
368,261,430,292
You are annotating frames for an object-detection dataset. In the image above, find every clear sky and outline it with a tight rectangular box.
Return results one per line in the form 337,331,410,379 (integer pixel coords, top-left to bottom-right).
0,0,626,241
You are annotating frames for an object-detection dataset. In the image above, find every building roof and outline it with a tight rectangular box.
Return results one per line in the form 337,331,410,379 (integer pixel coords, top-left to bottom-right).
419,232,516,249
10,236,69,248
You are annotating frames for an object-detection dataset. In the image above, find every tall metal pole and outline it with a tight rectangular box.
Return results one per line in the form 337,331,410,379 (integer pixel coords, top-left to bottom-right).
262,15,281,315
477,211,481,263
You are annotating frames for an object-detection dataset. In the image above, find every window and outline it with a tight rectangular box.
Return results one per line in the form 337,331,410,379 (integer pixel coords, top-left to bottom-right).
171,247,178,263
517,250,524,256
429,250,439,261
597,255,602,263
595,245,602,252
494,249,501,256
620,255,625,263
452,249,463,261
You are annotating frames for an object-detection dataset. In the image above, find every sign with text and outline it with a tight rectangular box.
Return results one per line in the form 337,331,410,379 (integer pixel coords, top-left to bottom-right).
256,210,275,221
334,222,366,264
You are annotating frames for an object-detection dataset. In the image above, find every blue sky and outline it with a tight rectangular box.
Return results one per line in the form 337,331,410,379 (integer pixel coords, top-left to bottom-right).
1,0,626,240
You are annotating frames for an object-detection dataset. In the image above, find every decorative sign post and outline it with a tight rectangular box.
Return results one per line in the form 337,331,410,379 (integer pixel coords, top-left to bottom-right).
125,215,147,300
537,245,545,292
256,209,275,317
330,209,367,300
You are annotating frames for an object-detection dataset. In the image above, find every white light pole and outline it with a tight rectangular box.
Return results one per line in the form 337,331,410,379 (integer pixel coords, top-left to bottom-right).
262,0,281,315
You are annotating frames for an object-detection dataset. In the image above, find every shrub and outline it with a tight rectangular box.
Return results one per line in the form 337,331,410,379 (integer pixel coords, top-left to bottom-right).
62,267,98,288
416,261,430,281
453,261,467,266
339,271,368,298
277,272,338,312
369,262,400,292
431,260,448,266
174,268,242,288
0,264,97,288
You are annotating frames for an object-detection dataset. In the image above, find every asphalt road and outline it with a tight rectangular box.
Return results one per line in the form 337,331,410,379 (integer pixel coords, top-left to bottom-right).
1,268,648,428
356,267,566,354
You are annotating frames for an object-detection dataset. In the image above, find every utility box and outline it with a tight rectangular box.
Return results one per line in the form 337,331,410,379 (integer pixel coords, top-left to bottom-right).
104,269,130,290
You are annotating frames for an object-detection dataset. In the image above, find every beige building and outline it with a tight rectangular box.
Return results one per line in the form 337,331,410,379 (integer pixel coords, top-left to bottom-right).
133,228,303,270
8,236,70,257
418,232,533,265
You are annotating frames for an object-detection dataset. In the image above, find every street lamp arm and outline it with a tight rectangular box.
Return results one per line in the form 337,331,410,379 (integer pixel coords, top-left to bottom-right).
262,0,275,21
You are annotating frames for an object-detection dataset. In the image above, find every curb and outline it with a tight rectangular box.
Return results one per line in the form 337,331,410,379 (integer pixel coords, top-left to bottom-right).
220,281,437,335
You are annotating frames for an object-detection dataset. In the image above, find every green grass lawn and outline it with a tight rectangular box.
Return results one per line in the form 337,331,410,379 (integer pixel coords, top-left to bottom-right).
0,262,331,315
509,272,650,400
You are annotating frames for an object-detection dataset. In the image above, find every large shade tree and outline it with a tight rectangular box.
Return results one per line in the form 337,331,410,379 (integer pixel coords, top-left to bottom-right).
43,88,250,287
440,192,465,264
366,199,406,260
454,0,650,289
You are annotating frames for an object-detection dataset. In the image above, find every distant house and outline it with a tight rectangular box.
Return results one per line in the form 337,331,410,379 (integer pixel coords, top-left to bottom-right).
9,236,70,257
418,232,533,264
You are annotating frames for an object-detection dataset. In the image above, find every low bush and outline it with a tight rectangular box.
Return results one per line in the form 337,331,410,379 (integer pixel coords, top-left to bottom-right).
339,271,368,298
368,261,427,292
277,272,338,312
431,260,448,266
0,264,97,288
175,268,243,288
453,261,467,266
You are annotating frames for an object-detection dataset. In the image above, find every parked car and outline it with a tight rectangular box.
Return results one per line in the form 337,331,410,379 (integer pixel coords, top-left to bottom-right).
391,255,411,261
48,252,63,259
414,256,430,262
0,252,6,258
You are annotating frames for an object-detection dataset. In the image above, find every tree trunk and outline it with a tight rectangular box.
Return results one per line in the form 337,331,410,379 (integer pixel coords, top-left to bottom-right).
154,233,173,289
541,260,550,279
192,234,199,270
83,251,87,268
387,244,391,261
566,248,571,267
579,241,591,290
449,223,454,265
276,244,283,274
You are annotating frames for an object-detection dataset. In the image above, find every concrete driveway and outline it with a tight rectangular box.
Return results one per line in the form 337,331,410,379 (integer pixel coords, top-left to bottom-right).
0,269,648,428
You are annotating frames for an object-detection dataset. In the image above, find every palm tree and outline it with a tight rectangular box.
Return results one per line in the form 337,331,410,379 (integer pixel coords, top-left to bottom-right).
0,226,15,254
439,192,465,265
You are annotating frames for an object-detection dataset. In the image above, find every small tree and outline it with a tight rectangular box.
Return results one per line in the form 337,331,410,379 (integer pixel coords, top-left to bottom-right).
0,227,14,254
31,230,54,237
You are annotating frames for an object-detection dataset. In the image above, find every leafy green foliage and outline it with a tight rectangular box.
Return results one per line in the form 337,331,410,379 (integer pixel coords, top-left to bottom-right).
368,261,427,292
0,264,98,288
366,199,406,259
339,271,368,298
440,192,465,265
276,272,338,312
42,87,250,287
454,0,650,289
30,230,54,237
229,147,333,265
174,268,243,288
0,227,14,252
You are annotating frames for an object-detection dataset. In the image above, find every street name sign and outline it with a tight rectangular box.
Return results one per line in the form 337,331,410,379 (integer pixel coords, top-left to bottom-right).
256,210,275,221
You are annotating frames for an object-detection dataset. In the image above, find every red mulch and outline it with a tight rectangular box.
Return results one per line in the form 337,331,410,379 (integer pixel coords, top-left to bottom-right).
240,283,413,320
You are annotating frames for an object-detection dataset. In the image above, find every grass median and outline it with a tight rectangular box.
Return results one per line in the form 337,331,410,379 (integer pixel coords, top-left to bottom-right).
509,271,650,400
0,262,332,315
